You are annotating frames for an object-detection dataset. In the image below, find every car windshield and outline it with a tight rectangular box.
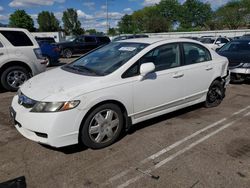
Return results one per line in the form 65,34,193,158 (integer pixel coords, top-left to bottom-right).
219,41,250,52
64,42,148,76
200,38,215,44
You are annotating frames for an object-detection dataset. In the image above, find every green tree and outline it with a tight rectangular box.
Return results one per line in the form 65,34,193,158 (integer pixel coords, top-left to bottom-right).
180,0,212,29
118,14,136,34
216,1,248,29
157,0,181,28
62,8,84,35
9,10,35,31
142,6,170,32
108,28,117,36
37,11,60,32
85,29,97,34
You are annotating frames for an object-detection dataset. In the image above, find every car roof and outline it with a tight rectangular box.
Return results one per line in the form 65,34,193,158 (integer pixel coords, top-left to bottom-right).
117,37,201,44
232,39,250,42
0,27,28,32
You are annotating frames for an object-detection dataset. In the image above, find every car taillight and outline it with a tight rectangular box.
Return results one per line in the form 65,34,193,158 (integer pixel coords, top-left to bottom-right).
53,47,60,52
33,48,44,59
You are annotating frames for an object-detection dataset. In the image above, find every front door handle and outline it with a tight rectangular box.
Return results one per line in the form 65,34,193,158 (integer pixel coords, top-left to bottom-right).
0,52,4,56
173,73,184,78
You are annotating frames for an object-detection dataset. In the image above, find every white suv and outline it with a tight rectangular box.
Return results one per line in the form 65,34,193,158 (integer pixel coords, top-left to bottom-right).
0,28,46,91
10,38,229,149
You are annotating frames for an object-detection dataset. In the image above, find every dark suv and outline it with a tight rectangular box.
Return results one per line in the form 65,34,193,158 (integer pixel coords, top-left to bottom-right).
57,35,110,58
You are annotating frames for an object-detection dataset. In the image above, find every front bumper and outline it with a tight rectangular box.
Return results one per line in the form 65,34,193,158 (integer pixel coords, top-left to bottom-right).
229,67,250,75
11,95,87,147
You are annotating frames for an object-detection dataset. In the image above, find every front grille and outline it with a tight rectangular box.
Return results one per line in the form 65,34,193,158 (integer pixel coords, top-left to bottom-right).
18,92,37,108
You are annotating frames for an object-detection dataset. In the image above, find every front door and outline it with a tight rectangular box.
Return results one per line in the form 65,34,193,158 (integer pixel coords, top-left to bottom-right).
132,43,185,117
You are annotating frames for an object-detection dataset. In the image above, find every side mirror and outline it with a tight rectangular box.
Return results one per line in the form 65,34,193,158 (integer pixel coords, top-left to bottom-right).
138,62,155,81
215,41,221,45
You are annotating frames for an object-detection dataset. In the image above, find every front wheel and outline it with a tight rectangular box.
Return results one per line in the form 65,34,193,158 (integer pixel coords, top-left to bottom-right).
80,103,124,149
204,80,225,108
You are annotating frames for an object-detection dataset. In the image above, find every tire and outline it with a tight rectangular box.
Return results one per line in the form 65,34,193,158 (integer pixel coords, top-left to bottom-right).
44,56,51,67
63,48,72,58
230,73,245,84
80,103,124,149
0,66,30,91
204,80,224,108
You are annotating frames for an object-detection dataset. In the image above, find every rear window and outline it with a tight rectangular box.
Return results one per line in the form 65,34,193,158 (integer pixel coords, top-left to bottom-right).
0,31,33,46
98,37,110,43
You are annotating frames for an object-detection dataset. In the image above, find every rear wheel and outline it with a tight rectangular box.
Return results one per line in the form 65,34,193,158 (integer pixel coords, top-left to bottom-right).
204,80,224,108
63,48,72,58
80,103,124,149
0,66,30,91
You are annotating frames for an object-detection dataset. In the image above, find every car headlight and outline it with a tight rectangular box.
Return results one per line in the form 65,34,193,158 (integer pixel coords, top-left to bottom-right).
242,63,250,68
31,100,80,112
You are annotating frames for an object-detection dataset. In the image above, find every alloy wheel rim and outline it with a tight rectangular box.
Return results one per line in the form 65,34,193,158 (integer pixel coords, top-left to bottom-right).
88,109,120,144
208,87,222,103
65,49,72,58
6,70,27,89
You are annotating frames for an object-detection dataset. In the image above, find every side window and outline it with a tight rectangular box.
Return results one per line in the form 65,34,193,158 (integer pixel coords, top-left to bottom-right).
220,38,229,44
122,43,180,78
140,43,181,72
85,36,96,43
0,31,33,46
0,41,3,48
76,37,84,43
183,43,211,65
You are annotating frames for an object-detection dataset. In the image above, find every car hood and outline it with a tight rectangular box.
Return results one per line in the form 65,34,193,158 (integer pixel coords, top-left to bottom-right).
20,67,103,101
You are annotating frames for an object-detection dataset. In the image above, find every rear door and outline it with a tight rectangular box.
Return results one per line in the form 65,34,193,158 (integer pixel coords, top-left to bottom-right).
180,42,214,100
0,37,8,66
83,36,98,53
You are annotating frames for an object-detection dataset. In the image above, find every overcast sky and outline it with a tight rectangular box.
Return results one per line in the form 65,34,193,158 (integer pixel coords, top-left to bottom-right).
0,0,230,32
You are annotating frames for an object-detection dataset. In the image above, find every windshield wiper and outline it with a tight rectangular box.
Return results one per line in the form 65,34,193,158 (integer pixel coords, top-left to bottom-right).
72,65,102,76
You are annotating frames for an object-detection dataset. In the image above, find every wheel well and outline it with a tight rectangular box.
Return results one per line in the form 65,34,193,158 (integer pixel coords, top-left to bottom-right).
0,61,32,76
78,100,131,144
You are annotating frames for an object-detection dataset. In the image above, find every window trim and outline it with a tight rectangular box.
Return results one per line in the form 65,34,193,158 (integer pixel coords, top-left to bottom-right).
180,42,212,66
122,42,182,79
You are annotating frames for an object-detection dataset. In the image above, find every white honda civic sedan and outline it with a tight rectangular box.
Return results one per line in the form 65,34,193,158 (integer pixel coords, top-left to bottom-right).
10,38,230,149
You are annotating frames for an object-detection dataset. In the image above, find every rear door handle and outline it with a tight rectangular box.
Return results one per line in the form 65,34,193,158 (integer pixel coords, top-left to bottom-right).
206,66,213,71
173,73,184,78
0,52,4,56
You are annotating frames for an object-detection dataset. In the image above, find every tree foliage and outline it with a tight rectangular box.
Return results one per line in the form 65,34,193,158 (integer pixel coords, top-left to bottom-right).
37,11,60,32
215,0,248,29
9,10,35,31
62,8,84,35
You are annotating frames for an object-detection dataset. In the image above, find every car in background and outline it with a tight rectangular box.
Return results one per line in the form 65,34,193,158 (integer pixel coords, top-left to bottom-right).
0,28,46,91
35,37,60,66
35,37,56,44
10,38,229,149
112,34,149,42
56,35,110,58
217,39,250,83
199,37,230,50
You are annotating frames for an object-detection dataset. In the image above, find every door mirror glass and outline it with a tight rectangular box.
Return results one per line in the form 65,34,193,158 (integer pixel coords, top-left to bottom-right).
139,62,155,80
